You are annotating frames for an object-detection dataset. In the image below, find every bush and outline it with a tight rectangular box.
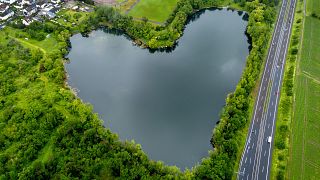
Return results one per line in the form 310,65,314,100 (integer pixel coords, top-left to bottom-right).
275,138,286,150
277,170,285,180
290,47,298,55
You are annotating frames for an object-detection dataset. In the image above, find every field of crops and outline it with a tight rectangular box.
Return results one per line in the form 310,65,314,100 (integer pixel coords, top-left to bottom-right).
289,0,320,178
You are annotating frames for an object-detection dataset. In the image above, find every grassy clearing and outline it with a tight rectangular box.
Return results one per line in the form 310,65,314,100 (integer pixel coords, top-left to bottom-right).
56,9,90,29
128,0,179,22
287,0,320,179
2,27,58,53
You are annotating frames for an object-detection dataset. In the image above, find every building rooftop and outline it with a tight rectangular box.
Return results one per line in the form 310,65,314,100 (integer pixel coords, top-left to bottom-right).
0,3,9,13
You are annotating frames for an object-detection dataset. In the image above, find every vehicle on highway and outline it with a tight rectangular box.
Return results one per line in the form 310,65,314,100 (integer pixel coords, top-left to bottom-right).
267,136,272,143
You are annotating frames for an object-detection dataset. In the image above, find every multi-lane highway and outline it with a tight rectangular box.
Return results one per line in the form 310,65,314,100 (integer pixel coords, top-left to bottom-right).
238,0,296,179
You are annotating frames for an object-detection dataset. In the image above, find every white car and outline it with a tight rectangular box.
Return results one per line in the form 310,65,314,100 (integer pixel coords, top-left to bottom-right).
267,136,272,143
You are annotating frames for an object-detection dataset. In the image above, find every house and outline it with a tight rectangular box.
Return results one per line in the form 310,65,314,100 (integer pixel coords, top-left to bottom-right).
51,0,60,4
13,0,23,9
23,3,37,16
22,17,33,25
36,1,48,9
32,15,43,22
45,11,55,18
0,3,14,21
50,6,59,13
0,3,9,13
0,0,17,4
22,0,34,5
0,9,14,21
71,5,78,11
38,4,57,19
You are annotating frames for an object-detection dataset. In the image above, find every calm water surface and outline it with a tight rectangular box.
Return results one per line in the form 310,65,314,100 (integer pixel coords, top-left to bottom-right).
66,8,249,169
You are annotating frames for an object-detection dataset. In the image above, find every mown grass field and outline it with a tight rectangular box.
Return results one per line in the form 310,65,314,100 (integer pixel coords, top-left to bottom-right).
289,0,320,178
128,0,179,22
306,0,320,15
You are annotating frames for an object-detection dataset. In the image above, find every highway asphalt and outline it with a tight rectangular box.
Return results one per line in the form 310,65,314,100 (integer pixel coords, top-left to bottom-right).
237,0,296,179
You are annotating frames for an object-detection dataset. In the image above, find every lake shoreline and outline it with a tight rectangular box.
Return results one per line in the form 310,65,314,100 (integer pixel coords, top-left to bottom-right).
65,9,250,168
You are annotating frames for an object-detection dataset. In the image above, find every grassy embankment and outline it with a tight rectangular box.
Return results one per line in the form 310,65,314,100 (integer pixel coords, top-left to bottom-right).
272,0,320,179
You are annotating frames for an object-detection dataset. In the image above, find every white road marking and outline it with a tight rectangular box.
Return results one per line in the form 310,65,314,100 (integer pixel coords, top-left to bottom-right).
238,0,292,179
265,1,296,179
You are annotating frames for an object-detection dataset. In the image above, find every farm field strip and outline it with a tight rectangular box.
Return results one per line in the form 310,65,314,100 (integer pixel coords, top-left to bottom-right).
289,0,320,178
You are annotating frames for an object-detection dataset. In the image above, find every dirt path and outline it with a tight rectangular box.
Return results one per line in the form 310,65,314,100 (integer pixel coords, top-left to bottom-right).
125,0,140,14
94,0,117,5
9,35,46,54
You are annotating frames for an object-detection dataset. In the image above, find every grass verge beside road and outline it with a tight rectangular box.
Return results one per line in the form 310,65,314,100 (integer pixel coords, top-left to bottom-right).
271,0,303,178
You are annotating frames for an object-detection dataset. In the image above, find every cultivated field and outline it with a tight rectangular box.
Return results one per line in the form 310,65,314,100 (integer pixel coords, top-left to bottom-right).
289,0,320,179
128,0,179,22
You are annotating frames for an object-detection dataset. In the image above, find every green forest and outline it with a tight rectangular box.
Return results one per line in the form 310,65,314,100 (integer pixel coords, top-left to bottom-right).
0,0,279,179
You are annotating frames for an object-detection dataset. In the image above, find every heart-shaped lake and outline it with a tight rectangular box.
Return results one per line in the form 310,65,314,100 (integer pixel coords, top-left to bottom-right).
65,8,249,169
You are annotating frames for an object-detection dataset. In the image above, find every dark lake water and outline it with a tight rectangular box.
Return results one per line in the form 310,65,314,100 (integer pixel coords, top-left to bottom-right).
65,8,249,169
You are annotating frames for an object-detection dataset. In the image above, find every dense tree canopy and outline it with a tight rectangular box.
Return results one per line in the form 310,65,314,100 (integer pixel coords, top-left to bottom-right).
0,0,277,179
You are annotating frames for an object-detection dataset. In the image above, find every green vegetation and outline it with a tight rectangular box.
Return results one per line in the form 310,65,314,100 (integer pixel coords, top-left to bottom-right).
88,0,276,49
128,0,179,22
0,18,184,179
0,0,281,178
87,0,278,178
273,0,320,179
56,10,90,29
271,0,304,179
287,0,320,179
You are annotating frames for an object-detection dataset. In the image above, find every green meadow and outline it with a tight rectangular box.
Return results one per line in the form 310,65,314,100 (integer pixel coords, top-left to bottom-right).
128,0,179,22
289,0,320,178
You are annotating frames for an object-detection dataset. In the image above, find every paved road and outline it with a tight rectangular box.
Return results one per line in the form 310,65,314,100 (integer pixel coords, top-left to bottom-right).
237,0,296,179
